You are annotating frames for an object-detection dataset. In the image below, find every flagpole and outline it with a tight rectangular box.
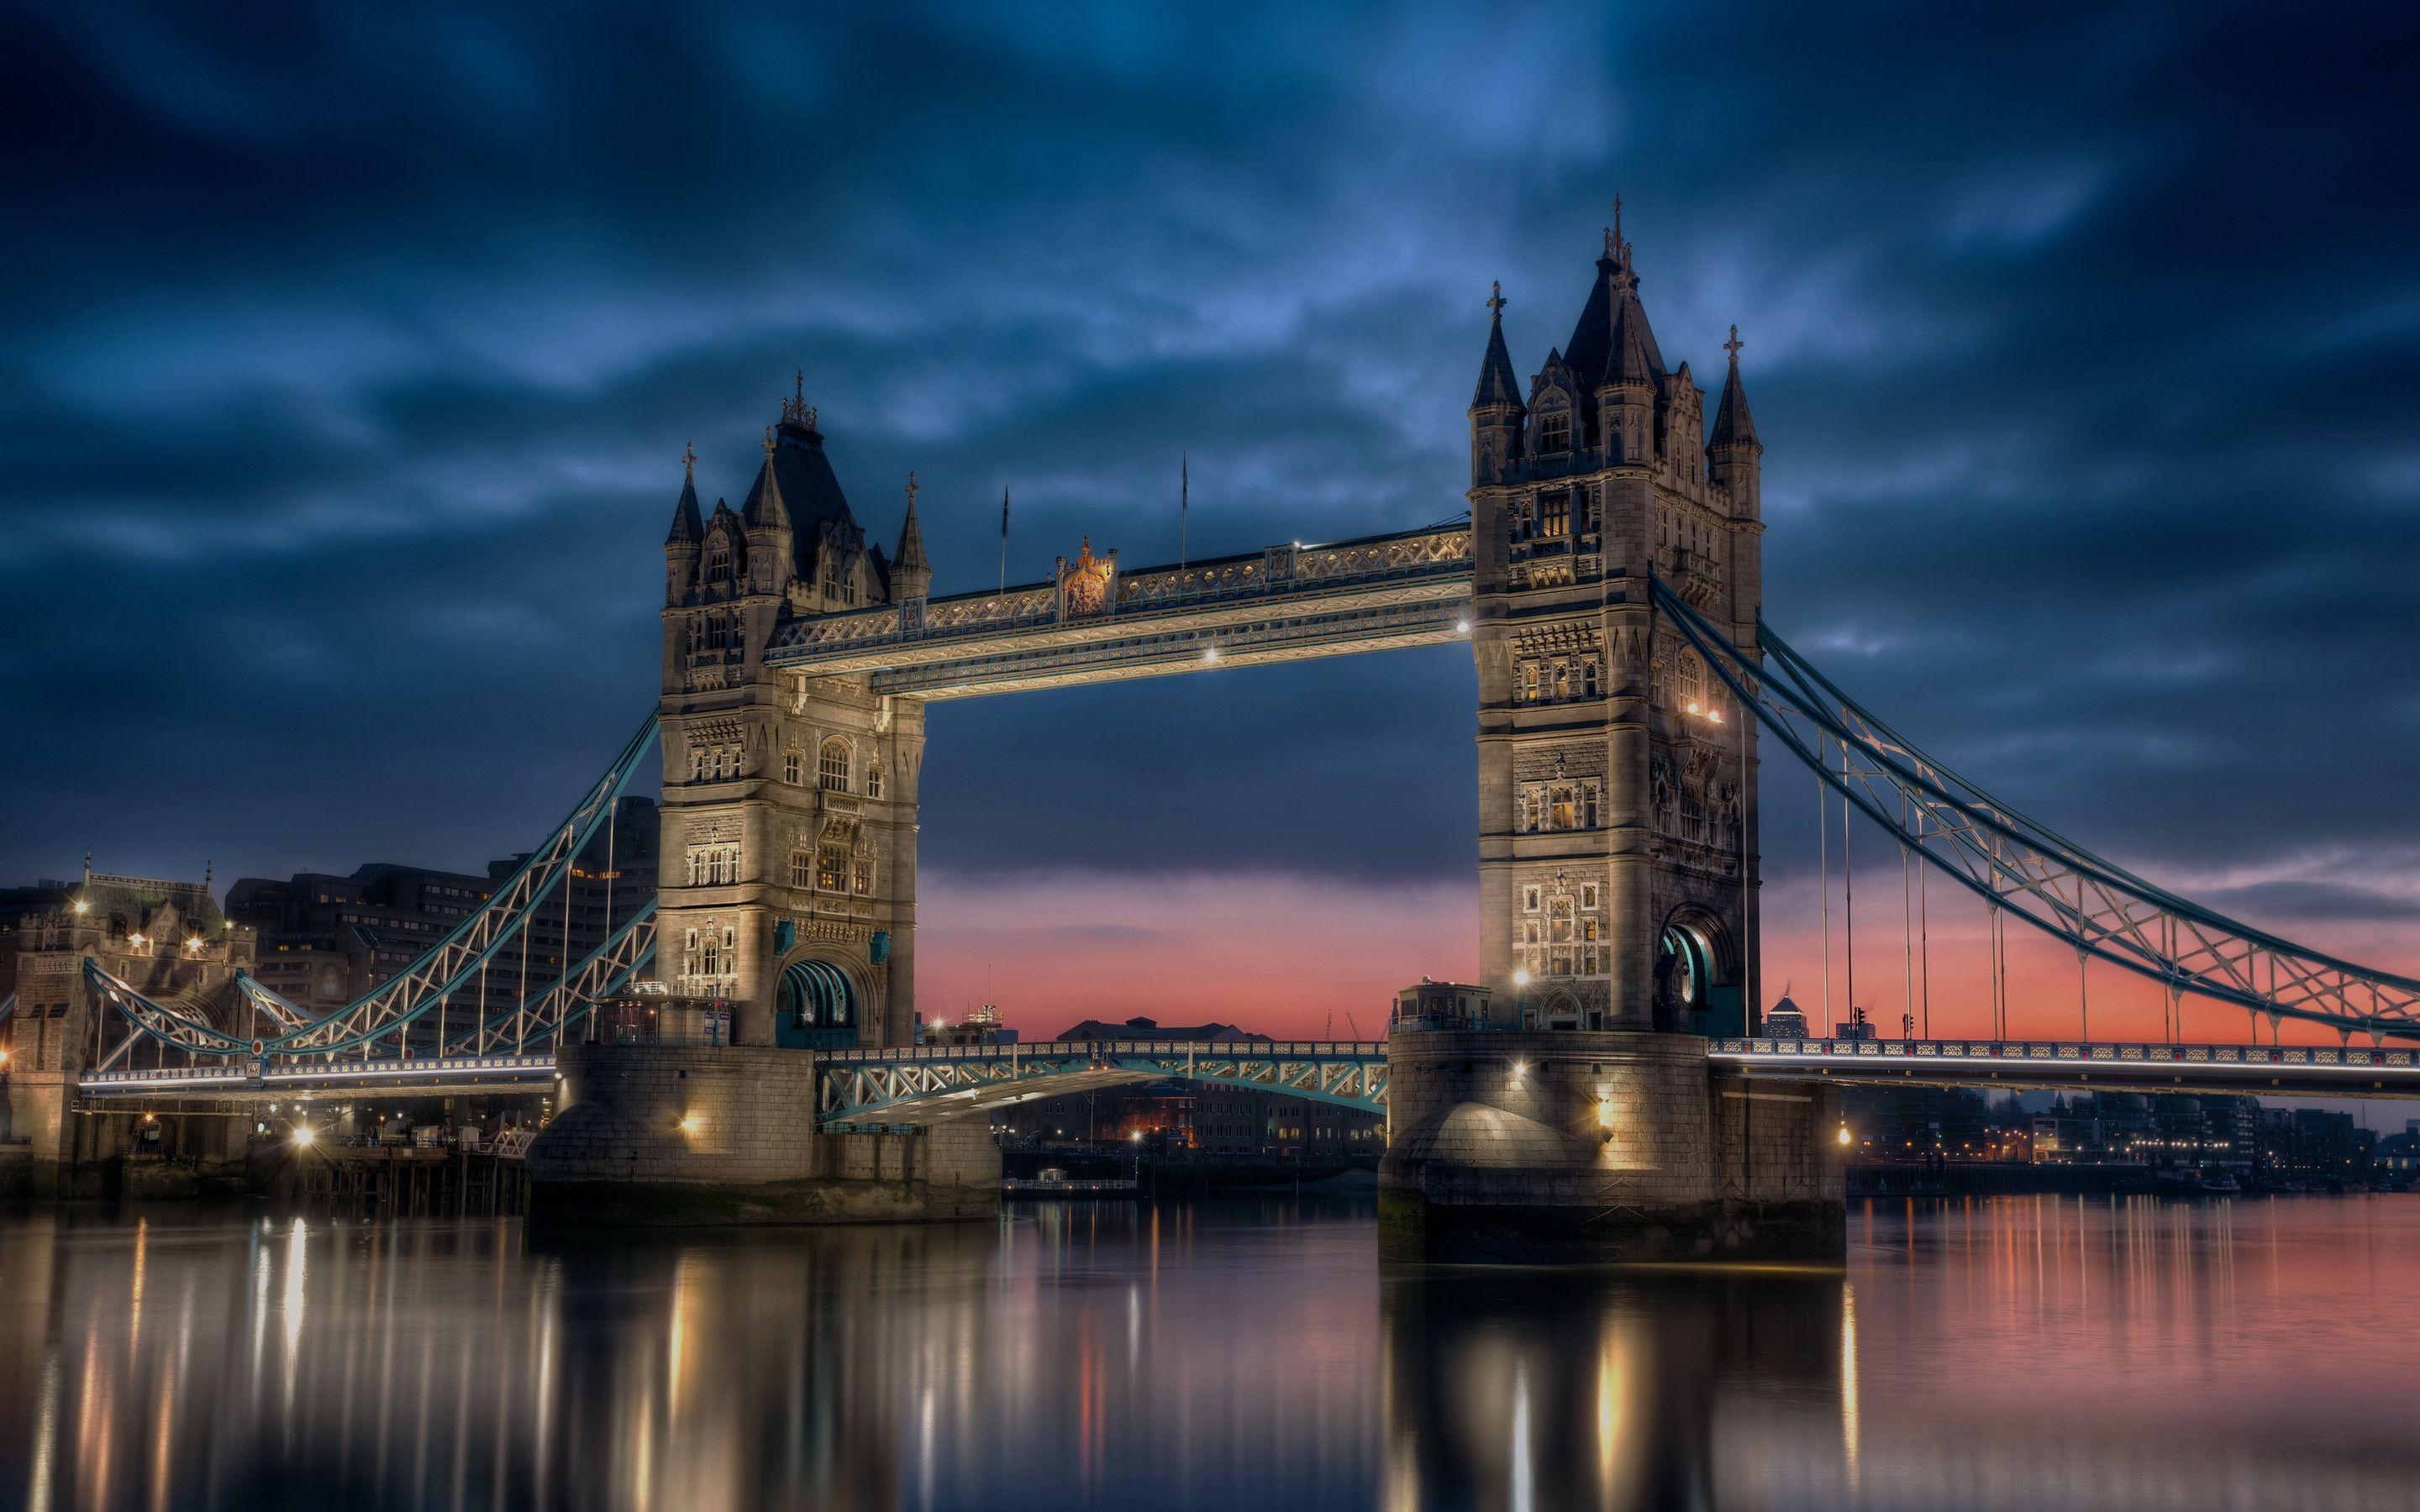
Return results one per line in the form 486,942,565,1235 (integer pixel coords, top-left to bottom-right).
1180,452,1188,570
998,485,1010,596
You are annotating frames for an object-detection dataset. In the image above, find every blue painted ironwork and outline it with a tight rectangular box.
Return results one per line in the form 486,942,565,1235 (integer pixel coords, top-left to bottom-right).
815,1039,1389,1126
90,715,660,1068
1654,579,2420,1043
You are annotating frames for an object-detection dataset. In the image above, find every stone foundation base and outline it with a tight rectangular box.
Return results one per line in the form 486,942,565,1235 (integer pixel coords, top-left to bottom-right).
1379,1028,1845,1267
526,1043,1001,1227
1378,1186,1844,1266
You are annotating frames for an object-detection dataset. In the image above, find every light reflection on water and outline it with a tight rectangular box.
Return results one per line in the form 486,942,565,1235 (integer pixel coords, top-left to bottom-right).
1,1194,2417,1509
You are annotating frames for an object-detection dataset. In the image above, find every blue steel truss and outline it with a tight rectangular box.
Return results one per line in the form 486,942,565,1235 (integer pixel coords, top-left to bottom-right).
1653,579,2420,1043
815,1040,1390,1126
91,716,660,1069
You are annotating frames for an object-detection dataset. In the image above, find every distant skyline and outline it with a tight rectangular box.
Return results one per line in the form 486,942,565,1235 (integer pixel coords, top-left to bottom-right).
7,3,2417,1039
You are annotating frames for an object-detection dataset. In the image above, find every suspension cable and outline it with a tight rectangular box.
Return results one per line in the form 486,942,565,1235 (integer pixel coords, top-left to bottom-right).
1819,739,1832,1031
1842,739,1855,1031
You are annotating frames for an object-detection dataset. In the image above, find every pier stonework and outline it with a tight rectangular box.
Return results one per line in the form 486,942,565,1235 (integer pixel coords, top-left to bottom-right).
525,1042,998,1225
1381,225,1845,1263
1379,1031,1841,1263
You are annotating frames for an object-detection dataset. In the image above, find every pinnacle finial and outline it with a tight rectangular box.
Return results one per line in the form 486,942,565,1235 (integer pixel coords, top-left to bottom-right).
763,426,776,459
1486,280,1507,319
905,470,919,511
682,439,697,480
1612,192,1623,244
1723,323,1744,364
794,368,805,405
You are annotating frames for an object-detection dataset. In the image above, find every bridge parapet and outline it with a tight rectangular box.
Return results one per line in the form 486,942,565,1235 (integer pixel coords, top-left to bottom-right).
817,1038,1390,1126
1714,1037,2420,1095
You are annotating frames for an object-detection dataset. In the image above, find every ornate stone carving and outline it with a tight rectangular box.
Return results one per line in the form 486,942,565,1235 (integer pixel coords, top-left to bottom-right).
1058,538,1114,617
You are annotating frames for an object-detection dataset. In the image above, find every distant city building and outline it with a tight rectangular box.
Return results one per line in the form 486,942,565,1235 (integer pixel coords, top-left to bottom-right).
225,797,658,1017
2,864,255,1190
1763,994,1808,1038
1833,1006,1876,1042
1393,979,1494,1029
923,1004,1017,1047
1054,1016,1264,1044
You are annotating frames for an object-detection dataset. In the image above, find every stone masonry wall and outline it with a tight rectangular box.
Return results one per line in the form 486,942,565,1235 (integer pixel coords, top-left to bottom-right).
1379,1027,1844,1262
527,1042,998,1224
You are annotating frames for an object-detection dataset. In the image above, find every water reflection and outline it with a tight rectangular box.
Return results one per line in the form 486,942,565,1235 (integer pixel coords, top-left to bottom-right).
1,1195,2418,1509
1381,1263,1845,1510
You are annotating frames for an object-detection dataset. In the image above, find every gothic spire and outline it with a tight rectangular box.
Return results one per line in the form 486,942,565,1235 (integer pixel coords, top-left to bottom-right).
1565,201,1665,390
1471,281,1524,410
1710,323,1760,452
742,426,792,532
666,440,703,545
893,470,933,598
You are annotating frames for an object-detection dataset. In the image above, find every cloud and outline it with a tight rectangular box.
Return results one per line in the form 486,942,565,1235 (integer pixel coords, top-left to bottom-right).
4,0,2418,1000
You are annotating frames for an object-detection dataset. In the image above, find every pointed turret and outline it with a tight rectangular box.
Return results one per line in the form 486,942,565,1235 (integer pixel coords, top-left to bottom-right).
1469,281,1526,486
892,471,933,601
1708,323,1763,519
663,443,703,607
666,442,705,542
1595,222,1660,464
1709,326,1760,454
741,427,792,533
1471,282,1524,411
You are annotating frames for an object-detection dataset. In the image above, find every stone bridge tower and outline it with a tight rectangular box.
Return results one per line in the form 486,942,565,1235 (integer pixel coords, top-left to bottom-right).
1381,222,1834,1267
1467,223,1764,1037
657,386,928,1048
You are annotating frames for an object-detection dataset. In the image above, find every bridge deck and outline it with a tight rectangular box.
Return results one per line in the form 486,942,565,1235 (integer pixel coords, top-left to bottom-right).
764,524,1473,697
75,1035,2420,1113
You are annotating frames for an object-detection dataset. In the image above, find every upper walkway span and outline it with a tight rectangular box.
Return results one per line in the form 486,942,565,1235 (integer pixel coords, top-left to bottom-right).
764,523,1474,697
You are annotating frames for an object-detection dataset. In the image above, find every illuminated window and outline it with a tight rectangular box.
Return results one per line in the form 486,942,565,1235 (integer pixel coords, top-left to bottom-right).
816,847,848,890
1543,494,1570,537
851,857,875,894
1539,409,1570,453
1677,653,1707,712
818,738,851,793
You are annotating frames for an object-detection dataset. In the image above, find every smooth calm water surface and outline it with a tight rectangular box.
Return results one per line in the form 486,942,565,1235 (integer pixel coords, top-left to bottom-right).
3,1194,2417,1510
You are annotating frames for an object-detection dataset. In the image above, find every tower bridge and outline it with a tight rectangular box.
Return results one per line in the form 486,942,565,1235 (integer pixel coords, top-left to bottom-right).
27,221,2420,1256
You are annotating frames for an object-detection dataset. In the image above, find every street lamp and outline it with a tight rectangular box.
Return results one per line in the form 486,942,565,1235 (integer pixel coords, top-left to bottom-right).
1512,967,1531,1028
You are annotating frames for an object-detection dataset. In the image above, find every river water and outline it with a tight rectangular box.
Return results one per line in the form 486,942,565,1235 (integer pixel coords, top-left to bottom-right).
1,1194,2416,1510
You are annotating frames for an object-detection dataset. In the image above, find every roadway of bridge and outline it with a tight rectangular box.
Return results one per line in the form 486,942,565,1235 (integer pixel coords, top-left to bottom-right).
70,1035,2420,1115
1708,1037,2420,1098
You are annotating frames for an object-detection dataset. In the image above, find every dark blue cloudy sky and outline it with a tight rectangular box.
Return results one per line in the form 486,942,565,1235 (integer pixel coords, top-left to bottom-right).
7,2,2417,1029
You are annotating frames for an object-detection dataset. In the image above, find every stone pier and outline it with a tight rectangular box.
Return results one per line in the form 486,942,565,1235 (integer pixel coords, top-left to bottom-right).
1378,1029,1844,1264
524,1042,999,1226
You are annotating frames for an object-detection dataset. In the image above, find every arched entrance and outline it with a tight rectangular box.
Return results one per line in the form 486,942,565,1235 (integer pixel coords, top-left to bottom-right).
776,958,859,1049
1655,913,1736,1035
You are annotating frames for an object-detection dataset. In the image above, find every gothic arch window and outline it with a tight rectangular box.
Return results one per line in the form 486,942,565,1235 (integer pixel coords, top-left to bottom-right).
1582,659,1600,697
818,738,851,793
704,538,733,585
864,762,884,800
1539,407,1570,454
783,749,803,785
789,848,813,888
1676,652,1707,714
